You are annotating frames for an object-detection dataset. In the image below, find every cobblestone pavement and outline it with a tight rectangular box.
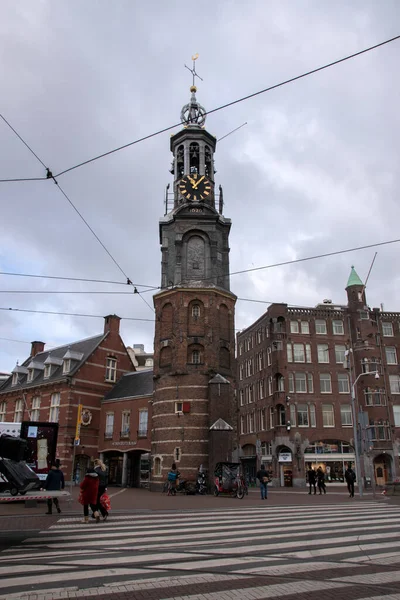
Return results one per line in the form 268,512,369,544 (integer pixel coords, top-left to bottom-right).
2,497,400,600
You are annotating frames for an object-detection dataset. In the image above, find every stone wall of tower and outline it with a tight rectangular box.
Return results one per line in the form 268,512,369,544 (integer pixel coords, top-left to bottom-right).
151,287,236,488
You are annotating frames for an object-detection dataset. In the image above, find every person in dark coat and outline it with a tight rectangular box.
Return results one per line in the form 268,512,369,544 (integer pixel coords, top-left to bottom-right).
94,458,109,521
44,459,65,515
307,467,317,495
345,465,356,498
80,468,100,523
256,464,269,500
316,467,326,495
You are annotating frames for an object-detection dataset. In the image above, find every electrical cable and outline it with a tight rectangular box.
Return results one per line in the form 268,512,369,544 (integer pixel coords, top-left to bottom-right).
0,307,155,322
51,34,400,179
0,290,159,295
0,114,48,169
0,271,157,288
0,337,32,345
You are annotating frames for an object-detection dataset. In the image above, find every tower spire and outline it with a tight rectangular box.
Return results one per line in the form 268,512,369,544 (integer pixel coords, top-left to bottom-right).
181,54,206,128
346,265,364,289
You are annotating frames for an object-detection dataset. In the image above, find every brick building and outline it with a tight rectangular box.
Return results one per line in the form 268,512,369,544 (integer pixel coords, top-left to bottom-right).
237,267,400,488
151,81,237,488
98,369,152,487
0,315,134,480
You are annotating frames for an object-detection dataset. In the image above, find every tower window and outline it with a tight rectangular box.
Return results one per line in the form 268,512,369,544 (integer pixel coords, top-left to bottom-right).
189,142,199,174
192,350,201,364
192,304,200,318
174,447,181,462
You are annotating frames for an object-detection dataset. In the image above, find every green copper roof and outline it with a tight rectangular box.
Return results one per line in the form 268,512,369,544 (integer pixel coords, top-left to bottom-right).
346,266,364,288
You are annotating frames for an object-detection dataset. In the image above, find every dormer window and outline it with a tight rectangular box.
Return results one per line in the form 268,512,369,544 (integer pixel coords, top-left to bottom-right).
63,359,71,374
12,372,18,386
105,357,117,382
27,369,34,383
44,364,51,379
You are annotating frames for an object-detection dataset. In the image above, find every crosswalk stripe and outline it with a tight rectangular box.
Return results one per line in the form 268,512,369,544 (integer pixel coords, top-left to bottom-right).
2,502,400,600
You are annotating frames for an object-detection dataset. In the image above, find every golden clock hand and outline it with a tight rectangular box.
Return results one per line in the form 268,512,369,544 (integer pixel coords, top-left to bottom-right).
187,175,195,185
192,175,205,189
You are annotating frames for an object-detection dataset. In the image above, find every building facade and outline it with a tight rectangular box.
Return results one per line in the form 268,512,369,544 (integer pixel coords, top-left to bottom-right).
98,369,152,487
237,268,400,488
151,79,237,488
0,315,134,480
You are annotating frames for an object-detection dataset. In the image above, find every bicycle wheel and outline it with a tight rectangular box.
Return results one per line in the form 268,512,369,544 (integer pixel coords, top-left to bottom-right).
236,485,245,499
213,486,219,496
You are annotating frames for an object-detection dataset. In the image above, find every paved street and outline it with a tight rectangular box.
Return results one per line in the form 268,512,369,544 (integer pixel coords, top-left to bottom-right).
2,489,400,599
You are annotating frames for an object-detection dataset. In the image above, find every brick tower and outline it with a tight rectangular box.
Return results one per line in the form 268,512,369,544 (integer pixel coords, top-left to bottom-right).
151,61,237,488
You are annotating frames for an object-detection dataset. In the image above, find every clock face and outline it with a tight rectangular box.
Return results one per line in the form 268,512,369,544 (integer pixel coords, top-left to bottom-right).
179,174,212,201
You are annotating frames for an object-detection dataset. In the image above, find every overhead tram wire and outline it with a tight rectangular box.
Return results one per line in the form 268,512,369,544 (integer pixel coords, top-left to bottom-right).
47,34,399,179
0,307,155,322
0,118,138,289
0,271,158,289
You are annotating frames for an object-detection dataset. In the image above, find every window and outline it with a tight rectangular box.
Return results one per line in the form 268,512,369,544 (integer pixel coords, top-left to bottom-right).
316,319,327,334
333,320,344,335
63,359,71,374
249,412,254,432
290,403,296,427
287,344,293,363
382,322,394,337
393,406,400,427
361,357,380,374
257,329,262,344
259,380,264,399
310,404,316,427
389,375,400,394
290,321,299,333
175,401,184,413
105,413,114,438
277,405,286,426
31,397,40,421
338,373,350,394
192,350,201,364
49,393,60,422
269,406,274,429
277,375,285,392
192,304,200,317
293,344,305,363
260,409,265,431
154,457,161,476
105,357,117,382
240,389,244,406
320,373,332,393
248,385,254,403
239,343,243,356
14,399,23,422
44,364,51,379
0,402,6,420
340,405,353,426
305,344,311,363
295,373,307,393
365,388,385,406
258,352,263,371
288,373,294,393
317,344,329,363
385,347,398,365
359,310,369,320
138,409,148,437
322,404,334,427
301,321,310,334
261,441,271,456
174,447,181,462
121,412,130,437
297,404,309,427
11,372,18,386
240,416,245,434
335,345,346,364
307,373,314,393
27,369,34,383
239,364,244,381
268,376,272,396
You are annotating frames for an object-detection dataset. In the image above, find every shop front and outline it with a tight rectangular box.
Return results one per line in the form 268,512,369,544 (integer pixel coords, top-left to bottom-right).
304,440,355,483
278,447,293,487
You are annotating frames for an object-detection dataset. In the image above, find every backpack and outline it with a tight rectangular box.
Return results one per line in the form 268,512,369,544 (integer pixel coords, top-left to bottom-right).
168,471,177,482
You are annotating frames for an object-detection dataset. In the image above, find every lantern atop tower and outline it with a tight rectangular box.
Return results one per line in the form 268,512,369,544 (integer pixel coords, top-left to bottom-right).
180,54,207,128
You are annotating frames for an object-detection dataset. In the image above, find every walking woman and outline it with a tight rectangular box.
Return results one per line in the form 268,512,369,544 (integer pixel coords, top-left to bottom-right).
79,467,100,523
316,467,326,495
94,458,109,521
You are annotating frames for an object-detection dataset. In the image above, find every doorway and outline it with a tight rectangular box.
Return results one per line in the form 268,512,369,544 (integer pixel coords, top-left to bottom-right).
373,454,392,485
280,464,293,487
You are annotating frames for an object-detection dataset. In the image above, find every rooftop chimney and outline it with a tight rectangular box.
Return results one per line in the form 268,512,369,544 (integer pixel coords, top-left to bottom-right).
31,341,45,357
104,314,121,335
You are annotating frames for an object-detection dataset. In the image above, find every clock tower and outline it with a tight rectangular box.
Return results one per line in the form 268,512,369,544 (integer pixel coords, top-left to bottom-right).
151,59,237,488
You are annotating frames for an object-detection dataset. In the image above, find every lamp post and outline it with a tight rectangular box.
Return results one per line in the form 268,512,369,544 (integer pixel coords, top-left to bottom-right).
350,370,379,498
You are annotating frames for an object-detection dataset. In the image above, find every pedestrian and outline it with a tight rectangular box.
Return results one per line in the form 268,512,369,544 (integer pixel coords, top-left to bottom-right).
345,465,356,498
44,459,64,515
307,466,317,495
256,464,269,500
316,467,326,495
94,458,109,521
79,467,100,523
167,462,180,495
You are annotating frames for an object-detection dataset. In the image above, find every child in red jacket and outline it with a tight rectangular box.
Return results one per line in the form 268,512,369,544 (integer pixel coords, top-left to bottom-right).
80,468,100,523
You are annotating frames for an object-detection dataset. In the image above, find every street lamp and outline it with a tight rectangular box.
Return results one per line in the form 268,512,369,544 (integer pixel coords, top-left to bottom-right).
350,370,379,498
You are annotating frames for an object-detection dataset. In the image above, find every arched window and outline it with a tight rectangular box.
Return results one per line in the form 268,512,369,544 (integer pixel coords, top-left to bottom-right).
189,142,199,174
192,304,200,318
192,350,200,364
160,346,172,368
187,343,204,365
154,457,161,476
160,302,173,339
205,145,212,177
176,145,184,177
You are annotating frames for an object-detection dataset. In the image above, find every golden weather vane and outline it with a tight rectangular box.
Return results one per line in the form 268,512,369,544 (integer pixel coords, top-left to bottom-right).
184,53,203,88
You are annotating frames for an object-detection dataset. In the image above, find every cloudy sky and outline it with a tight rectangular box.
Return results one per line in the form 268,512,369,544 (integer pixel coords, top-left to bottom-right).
1,1,399,373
